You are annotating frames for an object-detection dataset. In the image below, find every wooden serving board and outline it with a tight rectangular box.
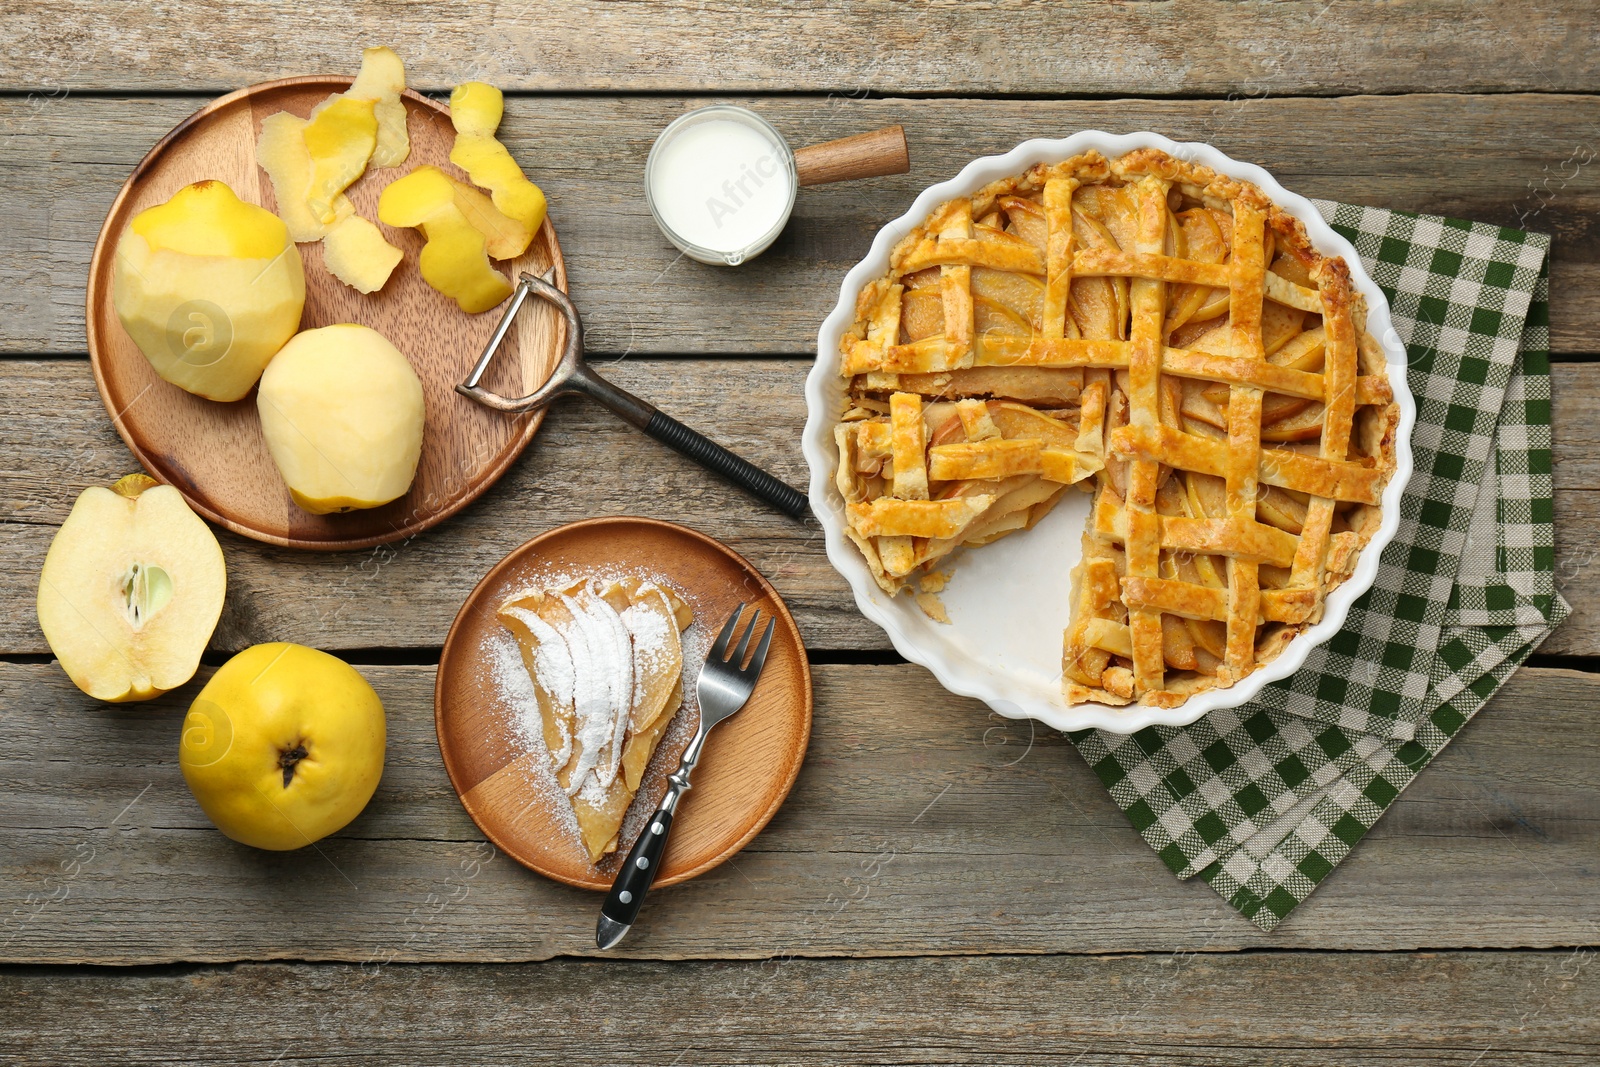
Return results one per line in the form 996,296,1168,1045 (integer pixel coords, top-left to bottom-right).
434,518,813,891
85,76,567,550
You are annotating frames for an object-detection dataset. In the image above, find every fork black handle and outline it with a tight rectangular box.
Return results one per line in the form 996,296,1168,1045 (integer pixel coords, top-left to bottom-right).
596,606,772,951
598,728,710,949
598,806,674,938
644,410,811,519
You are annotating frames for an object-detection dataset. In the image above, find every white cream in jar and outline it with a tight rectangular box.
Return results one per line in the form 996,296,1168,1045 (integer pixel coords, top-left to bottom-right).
645,106,797,265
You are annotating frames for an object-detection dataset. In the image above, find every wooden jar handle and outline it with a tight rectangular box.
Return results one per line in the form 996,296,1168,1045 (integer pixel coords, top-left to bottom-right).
793,125,909,187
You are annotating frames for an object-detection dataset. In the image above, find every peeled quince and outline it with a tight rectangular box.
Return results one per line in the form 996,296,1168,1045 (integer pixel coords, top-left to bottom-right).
257,324,425,513
322,215,403,294
180,643,386,851
112,180,305,402
378,166,512,313
346,45,410,168
448,82,547,237
37,473,226,702
256,111,354,242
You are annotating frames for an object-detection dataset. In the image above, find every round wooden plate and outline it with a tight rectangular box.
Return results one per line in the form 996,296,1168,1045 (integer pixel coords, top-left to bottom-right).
434,517,813,890
85,76,566,550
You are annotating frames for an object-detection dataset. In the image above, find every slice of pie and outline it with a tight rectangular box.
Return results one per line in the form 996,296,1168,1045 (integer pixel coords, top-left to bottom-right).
499,576,692,862
834,147,1400,709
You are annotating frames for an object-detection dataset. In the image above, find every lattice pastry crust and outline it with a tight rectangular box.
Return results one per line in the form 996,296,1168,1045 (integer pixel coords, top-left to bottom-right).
834,148,1399,709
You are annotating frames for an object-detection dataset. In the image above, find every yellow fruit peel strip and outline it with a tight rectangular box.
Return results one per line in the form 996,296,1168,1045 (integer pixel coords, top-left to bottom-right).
398,164,533,260
346,45,410,168
448,82,548,235
379,167,512,313
304,96,378,225
256,112,354,242
322,215,403,295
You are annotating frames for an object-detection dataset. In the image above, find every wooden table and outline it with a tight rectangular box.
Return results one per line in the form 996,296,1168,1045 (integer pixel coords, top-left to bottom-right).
4,3,1598,1062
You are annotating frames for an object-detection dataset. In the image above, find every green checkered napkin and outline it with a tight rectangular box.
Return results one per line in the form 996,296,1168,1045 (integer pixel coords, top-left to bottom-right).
1070,205,1566,930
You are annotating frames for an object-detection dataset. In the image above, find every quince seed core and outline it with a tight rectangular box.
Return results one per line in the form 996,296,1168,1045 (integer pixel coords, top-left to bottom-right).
121,562,174,628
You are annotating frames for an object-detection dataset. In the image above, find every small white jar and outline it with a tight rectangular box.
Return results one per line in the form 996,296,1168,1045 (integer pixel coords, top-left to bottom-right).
645,105,799,267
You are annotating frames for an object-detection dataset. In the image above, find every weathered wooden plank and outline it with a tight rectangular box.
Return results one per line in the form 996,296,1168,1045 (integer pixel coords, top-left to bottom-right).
3,93,1597,356
3,357,1599,656
2,662,1596,963
3,952,1596,1065
5,0,1598,97
0,357,848,654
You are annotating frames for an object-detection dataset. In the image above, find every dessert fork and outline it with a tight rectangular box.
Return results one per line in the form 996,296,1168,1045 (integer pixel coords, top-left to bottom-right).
596,603,776,949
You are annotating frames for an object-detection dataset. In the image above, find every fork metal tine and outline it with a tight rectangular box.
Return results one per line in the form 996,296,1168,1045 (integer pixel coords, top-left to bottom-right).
744,617,776,678
709,604,744,662
730,610,761,667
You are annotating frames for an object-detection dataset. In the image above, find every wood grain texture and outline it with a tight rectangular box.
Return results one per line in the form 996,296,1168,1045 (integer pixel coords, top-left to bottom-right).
5,93,1598,357
4,356,1600,656
2,661,1597,964
435,517,811,890
87,78,567,549
4,951,1597,1066
3,0,1598,96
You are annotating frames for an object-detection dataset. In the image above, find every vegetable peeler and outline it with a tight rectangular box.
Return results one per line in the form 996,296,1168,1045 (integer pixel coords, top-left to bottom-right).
457,271,810,519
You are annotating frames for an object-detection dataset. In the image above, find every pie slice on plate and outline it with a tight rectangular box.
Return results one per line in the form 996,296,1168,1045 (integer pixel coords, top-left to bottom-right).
499,576,693,862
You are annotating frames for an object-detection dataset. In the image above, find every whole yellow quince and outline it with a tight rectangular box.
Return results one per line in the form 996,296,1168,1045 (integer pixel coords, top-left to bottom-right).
179,643,386,850
112,180,306,402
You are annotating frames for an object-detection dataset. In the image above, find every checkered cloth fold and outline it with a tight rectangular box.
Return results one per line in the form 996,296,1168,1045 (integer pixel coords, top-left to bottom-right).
1070,205,1565,930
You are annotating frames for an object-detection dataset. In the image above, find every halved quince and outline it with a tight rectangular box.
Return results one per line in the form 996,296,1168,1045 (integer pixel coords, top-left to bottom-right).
257,324,425,514
112,180,305,402
379,166,512,313
36,473,226,702
448,82,548,236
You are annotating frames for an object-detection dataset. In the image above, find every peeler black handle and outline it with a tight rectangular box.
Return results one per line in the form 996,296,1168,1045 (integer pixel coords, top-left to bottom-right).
458,271,811,521
644,410,811,519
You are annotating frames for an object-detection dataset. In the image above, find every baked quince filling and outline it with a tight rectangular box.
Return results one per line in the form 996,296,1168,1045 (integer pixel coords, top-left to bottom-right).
500,578,693,863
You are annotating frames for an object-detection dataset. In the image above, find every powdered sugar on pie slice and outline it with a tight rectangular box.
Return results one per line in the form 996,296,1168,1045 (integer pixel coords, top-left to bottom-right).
496,573,693,864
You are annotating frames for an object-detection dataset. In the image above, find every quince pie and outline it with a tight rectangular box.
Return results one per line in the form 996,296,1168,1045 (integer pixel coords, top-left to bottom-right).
499,577,692,861
834,148,1399,709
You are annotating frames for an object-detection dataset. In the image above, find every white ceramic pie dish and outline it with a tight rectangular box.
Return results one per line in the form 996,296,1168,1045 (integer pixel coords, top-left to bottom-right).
803,130,1416,734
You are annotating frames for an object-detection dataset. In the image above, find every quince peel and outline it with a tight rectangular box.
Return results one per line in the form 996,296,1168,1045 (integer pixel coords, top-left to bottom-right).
345,45,410,169
448,82,548,239
322,215,403,295
303,95,378,225
441,166,535,260
379,166,513,314
256,111,354,242
255,47,410,291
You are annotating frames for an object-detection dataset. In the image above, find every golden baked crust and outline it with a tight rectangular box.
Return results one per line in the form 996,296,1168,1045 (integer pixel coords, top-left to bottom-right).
833,148,1399,708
